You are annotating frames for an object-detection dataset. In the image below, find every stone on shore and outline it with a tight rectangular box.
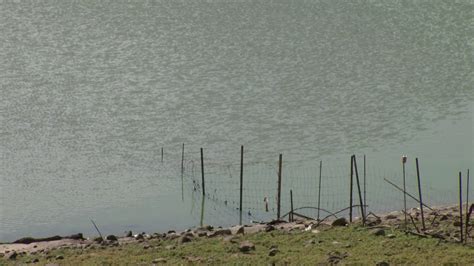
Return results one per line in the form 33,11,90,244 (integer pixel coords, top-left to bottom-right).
331,218,348,227
105,235,118,241
371,228,385,236
208,228,232,238
179,235,193,244
6,251,17,260
239,241,255,253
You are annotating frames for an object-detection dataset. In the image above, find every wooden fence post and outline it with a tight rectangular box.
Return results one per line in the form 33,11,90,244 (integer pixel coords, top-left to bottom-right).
277,154,282,219
201,148,205,196
239,145,244,225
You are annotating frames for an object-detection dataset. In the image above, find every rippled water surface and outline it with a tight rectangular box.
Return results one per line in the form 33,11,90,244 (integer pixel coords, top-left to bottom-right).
0,0,473,241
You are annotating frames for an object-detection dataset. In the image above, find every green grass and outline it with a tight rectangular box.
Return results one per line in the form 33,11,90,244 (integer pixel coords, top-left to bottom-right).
3,225,474,265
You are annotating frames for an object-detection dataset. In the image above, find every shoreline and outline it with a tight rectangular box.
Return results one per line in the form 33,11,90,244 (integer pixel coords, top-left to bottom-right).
1,203,472,263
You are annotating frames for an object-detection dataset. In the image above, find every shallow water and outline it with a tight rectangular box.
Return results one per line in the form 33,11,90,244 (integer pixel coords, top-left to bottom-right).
0,0,472,241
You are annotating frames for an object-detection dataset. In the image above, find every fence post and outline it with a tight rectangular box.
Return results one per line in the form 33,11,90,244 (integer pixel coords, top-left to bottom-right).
349,155,354,223
402,155,408,231
239,145,244,225
363,154,366,219
181,144,185,178
161,147,164,163
277,154,282,220
353,155,366,225
201,148,205,196
465,169,470,243
290,189,294,222
459,171,464,243
317,160,322,221
415,158,426,231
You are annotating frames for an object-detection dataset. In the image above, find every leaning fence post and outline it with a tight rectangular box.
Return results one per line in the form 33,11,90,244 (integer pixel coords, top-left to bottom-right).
277,154,283,220
349,155,354,223
353,155,366,225
317,160,322,221
415,158,426,231
290,189,294,222
239,145,244,225
465,169,470,243
459,171,464,243
200,148,205,196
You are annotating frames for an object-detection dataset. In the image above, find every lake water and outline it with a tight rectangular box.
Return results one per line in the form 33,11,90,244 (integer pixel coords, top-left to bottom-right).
0,0,473,241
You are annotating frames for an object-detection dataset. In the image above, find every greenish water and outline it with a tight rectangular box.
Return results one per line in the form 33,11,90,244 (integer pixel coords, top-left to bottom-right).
0,0,472,241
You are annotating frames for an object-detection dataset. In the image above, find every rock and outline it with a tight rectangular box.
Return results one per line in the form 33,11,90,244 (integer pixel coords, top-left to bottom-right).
134,234,144,240
13,236,62,244
93,236,103,243
143,245,151,250
239,241,255,253
440,215,449,221
165,245,175,250
167,230,176,234
208,228,232,238
327,251,348,264
232,225,245,235
331,217,348,226
387,234,396,239
125,231,133,237
267,219,287,225
198,225,214,231
384,211,399,220
105,235,118,241
376,261,390,266
268,248,279,256
32,258,39,263
265,225,275,232
67,233,84,240
179,235,193,244
6,251,17,260
55,255,64,260
152,258,167,263
371,229,385,236
311,229,320,234
196,231,207,237
165,233,180,240
366,217,382,226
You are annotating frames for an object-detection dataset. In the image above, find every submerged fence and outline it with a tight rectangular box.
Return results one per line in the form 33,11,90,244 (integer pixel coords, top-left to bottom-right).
157,143,471,242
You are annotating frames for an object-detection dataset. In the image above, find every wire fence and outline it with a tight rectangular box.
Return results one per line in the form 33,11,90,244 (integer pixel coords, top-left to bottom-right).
153,143,466,230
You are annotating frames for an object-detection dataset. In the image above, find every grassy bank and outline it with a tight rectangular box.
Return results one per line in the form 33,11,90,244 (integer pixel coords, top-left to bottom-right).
2,224,474,265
